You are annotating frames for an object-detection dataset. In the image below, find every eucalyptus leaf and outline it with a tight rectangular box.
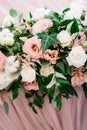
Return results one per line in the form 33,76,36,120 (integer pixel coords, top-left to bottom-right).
9,9,18,17
4,102,9,114
19,13,23,23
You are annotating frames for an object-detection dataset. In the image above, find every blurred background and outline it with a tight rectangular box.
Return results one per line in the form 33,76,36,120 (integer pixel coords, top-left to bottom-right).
0,0,72,19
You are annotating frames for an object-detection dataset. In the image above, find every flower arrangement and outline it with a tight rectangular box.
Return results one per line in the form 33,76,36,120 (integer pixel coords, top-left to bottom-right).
0,7,87,113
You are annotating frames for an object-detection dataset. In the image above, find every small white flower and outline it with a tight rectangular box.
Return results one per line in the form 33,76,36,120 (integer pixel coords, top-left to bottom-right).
2,16,14,27
0,28,14,46
66,46,87,68
5,56,20,74
57,30,72,47
21,66,36,82
32,8,51,20
40,65,54,77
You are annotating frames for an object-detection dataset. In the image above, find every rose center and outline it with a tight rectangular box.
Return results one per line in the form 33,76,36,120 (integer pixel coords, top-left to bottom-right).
32,44,39,52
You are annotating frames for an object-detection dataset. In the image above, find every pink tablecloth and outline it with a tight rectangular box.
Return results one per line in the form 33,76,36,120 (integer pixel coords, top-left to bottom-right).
0,87,87,130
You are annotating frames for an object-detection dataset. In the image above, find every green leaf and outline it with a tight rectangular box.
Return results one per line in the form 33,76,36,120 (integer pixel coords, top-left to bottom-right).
29,12,32,19
62,8,71,13
38,32,58,52
4,102,9,114
54,59,72,76
82,83,87,97
57,101,62,110
9,9,18,17
33,99,43,108
49,84,55,99
18,81,25,90
54,61,65,74
55,93,62,110
32,106,38,114
36,94,44,105
43,74,53,86
12,89,19,100
51,12,61,23
61,19,73,26
19,13,23,23
70,19,79,34
56,77,71,86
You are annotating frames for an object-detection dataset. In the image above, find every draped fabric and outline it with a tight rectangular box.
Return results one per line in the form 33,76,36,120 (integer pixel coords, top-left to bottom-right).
0,87,87,130
0,0,87,130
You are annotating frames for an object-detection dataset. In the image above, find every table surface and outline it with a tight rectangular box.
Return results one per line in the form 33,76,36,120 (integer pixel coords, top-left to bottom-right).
0,0,72,19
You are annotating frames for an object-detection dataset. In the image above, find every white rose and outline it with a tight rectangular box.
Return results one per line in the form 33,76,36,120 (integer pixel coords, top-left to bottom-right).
21,66,36,82
57,30,72,47
64,1,84,20
66,46,87,68
40,65,54,77
2,16,14,27
5,56,20,74
32,8,51,20
1,37,14,46
0,28,14,46
0,70,19,90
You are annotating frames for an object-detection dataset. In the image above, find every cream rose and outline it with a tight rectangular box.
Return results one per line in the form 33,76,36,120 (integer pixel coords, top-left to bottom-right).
21,66,36,82
0,28,14,46
32,8,51,20
66,46,87,68
0,70,19,90
57,30,72,47
2,16,14,27
5,56,20,74
40,65,54,77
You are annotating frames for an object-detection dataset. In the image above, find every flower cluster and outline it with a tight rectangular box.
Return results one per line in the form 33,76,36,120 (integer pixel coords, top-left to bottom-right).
0,7,87,113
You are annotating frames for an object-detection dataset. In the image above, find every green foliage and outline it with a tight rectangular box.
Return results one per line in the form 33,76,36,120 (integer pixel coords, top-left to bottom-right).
62,8,71,13
19,13,23,23
82,83,87,97
12,88,19,100
38,32,58,52
4,102,9,114
70,19,79,34
9,9,18,17
54,59,72,76
60,19,73,26
29,12,32,19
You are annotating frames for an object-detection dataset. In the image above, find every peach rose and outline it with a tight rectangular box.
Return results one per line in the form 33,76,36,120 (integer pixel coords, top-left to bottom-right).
22,80,38,90
0,51,7,70
71,71,85,87
23,36,42,59
43,49,58,64
32,18,53,35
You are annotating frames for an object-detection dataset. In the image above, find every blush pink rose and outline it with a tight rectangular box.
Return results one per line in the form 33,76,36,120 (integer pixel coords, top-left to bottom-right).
43,49,58,64
71,71,85,87
0,51,7,70
73,32,86,47
23,36,42,59
32,18,53,35
22,80,38,90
